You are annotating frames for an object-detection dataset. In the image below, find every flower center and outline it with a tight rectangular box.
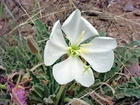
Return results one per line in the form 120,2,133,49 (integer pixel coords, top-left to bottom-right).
67,44,91,57
67,45,80,57
67,31,92,57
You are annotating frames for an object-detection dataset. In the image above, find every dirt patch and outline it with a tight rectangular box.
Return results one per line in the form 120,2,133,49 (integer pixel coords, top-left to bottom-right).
0,0,140,46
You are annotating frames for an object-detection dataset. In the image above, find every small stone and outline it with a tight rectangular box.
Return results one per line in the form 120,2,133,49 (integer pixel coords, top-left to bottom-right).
134,10,140,16
119,23,125,27
124,4,134,12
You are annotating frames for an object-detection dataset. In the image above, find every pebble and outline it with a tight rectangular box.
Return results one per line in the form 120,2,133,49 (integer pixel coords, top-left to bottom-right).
123,4,135,12
134,10,140,16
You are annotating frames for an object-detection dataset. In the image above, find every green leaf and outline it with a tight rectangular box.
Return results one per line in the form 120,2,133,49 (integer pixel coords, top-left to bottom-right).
34,18,49,38
103,66,119,81
0,93,11,105
0,1,4,16
115,87,140,99
126,40,140,47
28,83,54,104
29,83,46,103
112,77,140,99
29,71,40,84
99,30,106,36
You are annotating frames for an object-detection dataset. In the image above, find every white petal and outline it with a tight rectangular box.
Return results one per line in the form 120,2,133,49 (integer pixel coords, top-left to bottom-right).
44,41,67,66
62,9,98,45
53,57,74,84
80,17,98,43
83,51,114,73
62,9,81,44
53,57,94,87
87,37,117,52
44,21,68,65
73,59,94,87
50,20,68,47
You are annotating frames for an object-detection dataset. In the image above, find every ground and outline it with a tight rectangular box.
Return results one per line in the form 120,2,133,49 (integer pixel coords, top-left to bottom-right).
0,0,140,45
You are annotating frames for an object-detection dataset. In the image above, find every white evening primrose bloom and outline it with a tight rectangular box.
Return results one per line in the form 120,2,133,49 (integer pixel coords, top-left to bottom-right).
44,9,117,87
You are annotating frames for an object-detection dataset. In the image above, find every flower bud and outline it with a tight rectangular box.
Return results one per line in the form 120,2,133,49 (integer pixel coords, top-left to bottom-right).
27,36,39,54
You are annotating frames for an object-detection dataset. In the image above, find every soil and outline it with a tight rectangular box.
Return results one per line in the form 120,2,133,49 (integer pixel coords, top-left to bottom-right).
1,0,140,46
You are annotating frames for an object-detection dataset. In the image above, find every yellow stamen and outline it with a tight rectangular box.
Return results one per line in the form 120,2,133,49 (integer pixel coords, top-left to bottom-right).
80,47,89,54
80,43,93,47
77,31,85,44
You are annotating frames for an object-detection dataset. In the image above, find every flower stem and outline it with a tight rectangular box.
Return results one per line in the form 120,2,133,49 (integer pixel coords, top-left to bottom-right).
35,52,46,73
54,85,66,105
67,82,75,96
0,84,7,90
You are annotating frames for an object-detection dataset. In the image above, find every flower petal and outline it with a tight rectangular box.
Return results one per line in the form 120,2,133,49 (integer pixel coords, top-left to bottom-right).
53,57,74,84
83,51,114,73
74,60,94,87
62,9,98,45
50,20,68,47
53,57,94,87
62,9,81,44
44,41,67,66
80,17,98,43
44,21,68,66
86,37,117,52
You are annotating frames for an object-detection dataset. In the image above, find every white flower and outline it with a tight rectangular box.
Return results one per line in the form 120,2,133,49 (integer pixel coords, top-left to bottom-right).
44,9,117,87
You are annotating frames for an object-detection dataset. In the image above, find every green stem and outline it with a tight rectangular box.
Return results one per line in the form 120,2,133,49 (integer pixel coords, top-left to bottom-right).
35,52,46,73
54,85,66,105
67,82,75,96
0,84,7,90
